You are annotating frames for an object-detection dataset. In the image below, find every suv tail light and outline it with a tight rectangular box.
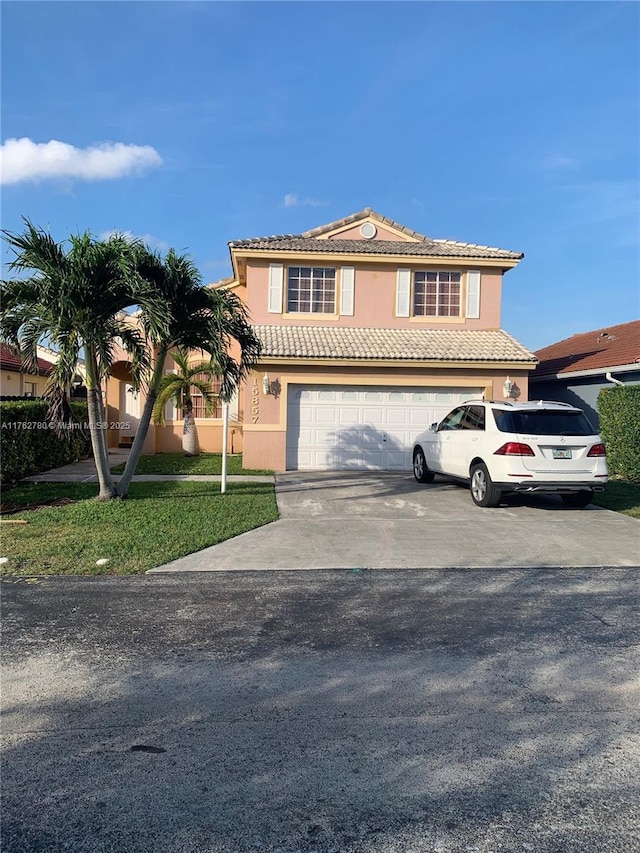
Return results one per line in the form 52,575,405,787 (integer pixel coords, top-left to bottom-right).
587,443,606,457
494,442,535,457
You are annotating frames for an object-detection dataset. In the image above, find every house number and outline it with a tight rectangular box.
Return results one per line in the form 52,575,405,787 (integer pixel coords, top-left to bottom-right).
251,378,260,423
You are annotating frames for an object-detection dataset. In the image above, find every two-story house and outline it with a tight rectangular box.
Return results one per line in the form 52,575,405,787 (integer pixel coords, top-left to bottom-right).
204,208,536,472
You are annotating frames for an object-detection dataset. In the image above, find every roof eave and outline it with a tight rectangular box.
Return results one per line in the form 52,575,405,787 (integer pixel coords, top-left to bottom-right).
531,362,640,381
256,355,538,369
229,246,521,268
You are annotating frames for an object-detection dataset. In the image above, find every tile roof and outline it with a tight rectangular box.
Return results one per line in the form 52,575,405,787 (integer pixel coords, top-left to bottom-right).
230,237,522,260
253,325,537,364
534,320,640,376
0,344,54,376
230,209,523,261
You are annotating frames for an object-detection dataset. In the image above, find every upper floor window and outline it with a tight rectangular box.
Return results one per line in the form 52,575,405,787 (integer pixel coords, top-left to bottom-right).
413,271,461,317
287,267,336,314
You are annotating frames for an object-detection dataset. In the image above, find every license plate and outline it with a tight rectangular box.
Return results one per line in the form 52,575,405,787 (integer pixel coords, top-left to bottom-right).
553,448,572,460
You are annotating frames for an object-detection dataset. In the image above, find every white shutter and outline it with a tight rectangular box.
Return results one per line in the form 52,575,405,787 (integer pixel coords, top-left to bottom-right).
340,266,355,316
228,388,239,422
268,263,284,313
396,268,411,318
466,270,481,319
165,370,177,421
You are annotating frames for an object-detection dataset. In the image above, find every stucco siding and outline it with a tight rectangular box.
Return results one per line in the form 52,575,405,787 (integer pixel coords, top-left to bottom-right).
246,260,503,329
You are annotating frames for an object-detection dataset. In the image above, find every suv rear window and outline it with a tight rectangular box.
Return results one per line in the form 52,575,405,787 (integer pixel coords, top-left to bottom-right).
492,409,596,436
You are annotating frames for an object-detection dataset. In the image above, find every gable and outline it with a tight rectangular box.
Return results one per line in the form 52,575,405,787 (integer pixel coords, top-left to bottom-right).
303,208,425,242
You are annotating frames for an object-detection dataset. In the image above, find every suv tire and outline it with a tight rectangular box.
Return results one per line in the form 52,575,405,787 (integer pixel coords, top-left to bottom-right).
413,447,435,484
561,490,594,508
470,463,502,508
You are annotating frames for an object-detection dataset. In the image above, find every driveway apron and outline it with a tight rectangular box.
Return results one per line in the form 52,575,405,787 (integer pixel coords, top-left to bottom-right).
148,472,640,572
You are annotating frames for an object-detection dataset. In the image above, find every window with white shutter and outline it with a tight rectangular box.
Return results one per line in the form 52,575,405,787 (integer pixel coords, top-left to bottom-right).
340,266,355,316
396,268,411,318
268,263,284,313
466,270,481,319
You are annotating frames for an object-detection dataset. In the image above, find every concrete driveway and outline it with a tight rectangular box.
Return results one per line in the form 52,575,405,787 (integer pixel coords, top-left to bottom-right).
149,472,640,572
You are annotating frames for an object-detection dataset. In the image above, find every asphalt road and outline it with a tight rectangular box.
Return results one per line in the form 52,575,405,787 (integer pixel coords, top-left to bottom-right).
2,569,639,853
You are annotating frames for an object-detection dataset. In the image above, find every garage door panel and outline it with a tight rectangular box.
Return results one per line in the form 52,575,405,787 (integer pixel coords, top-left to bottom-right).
363,408,384,425
286,384,481,471
386,409,410,425
385,449,410,470
313,428,338,446
339,407,361,425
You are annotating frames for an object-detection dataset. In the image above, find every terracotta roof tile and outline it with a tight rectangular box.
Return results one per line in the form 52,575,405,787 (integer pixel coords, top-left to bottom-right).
253,325,536,364
229,209,523,261
0,344,55,376
534,320,640,376
230,237,522,261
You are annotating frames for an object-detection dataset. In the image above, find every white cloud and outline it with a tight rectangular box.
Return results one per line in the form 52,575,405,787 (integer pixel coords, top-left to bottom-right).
0,137,162,185
283,193,328,208
541,154,581,170
99,230,170,252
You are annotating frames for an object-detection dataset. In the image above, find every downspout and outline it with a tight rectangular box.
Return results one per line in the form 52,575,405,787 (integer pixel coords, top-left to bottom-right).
605,372,625,386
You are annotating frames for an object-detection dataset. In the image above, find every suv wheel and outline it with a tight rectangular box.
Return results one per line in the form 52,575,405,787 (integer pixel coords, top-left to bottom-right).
470,463,502,508
561,490,594,508
413,447,435,483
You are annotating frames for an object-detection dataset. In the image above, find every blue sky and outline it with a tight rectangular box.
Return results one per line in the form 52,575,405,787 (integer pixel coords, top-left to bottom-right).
1,1,638,351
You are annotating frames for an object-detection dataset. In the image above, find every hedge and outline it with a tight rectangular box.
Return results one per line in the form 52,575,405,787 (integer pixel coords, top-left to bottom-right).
0,400,91,486
597,385,640,482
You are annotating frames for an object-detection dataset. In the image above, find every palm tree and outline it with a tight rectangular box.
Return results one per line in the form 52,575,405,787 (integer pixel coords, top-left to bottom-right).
1,220,168,500
152,349,220,456
114,248,261,497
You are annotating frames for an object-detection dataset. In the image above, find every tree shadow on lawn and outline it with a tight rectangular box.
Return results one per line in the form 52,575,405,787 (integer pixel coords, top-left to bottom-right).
2,569,638,852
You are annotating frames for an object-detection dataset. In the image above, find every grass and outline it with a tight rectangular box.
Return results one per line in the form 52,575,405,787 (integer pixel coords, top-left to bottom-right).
0,480,279,576
110,452,272,476
594,479,640,519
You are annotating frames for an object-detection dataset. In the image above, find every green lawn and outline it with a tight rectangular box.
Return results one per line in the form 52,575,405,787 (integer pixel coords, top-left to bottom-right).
111,452,272,476
594,479,640,519
0,480,278,576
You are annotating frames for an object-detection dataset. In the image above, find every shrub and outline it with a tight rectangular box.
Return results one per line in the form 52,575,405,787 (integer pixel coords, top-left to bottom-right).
597,385,640,482
0,400,91,486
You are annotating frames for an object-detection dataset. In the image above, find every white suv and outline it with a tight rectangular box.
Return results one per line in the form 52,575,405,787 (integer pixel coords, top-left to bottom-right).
412,400,608,508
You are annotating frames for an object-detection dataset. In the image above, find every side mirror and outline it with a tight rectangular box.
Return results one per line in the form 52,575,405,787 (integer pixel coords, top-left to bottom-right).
430,422,438,432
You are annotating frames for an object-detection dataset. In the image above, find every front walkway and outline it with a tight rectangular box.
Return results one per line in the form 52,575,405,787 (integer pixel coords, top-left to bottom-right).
22,450,273,484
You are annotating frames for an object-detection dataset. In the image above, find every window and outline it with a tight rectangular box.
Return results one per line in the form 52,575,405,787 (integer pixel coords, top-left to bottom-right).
191,375,222,419
287,267,336,313
413,271,461,317
461,405,485,431
438,406,466,431
492,409,595,436
24,381,38,397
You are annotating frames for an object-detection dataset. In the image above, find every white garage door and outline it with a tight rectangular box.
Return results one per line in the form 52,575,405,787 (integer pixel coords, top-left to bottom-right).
286,385,482,471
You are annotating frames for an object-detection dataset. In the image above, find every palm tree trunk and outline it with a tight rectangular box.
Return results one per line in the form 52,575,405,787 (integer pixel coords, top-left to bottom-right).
182,400,199,456
85,348,116,500
116,348,167,498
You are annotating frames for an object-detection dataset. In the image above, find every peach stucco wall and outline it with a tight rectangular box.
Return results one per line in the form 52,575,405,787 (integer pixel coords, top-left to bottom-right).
152,421,243,454
0,369,49,397
325,224,413,241
242,365,530,471
246,260,503,330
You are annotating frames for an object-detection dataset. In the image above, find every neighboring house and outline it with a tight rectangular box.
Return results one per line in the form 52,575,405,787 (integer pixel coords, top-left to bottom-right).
530,320,640,428
211,207,537,471
0,343,54,397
